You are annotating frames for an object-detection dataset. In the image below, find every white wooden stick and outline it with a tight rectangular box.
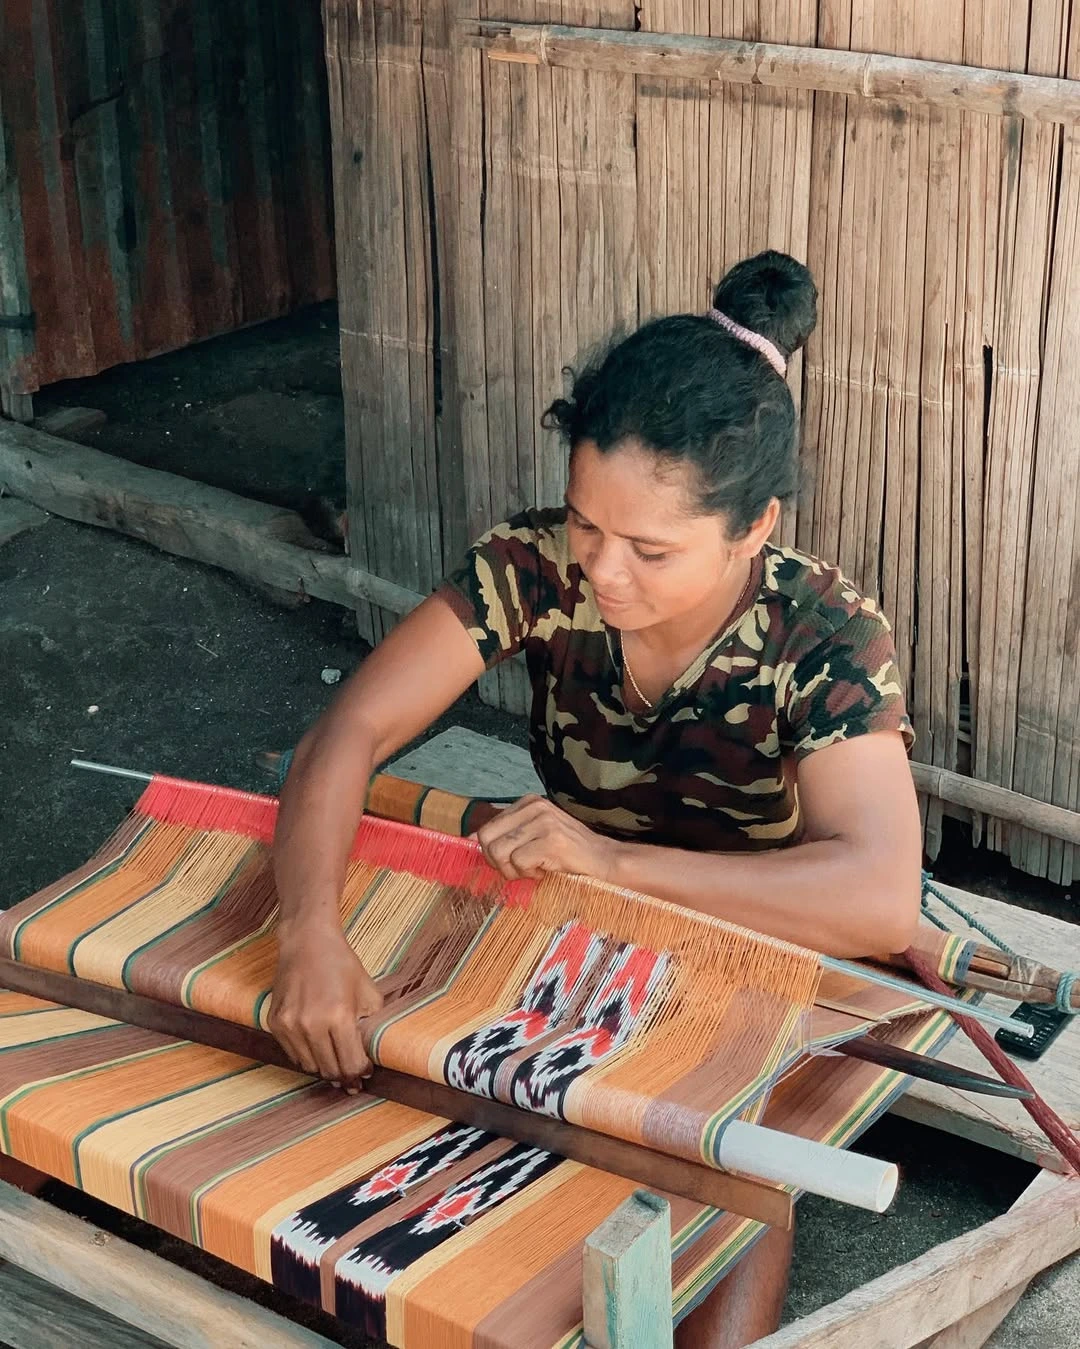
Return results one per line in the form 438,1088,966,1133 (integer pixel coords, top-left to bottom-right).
718,1121,898,1213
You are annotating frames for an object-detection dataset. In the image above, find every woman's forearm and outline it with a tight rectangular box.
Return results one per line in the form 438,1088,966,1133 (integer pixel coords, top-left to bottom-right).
607,834,920,958
272,719,376,945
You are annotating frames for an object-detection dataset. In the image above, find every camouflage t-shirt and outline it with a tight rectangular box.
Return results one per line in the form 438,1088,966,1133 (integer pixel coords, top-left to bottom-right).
437,508,914,853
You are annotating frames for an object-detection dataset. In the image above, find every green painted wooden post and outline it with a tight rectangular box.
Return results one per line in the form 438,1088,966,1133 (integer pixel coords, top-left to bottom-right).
583,1190,673,1349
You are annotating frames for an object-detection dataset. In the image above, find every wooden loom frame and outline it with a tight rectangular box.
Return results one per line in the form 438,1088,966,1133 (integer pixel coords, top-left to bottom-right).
1,883,1079,1349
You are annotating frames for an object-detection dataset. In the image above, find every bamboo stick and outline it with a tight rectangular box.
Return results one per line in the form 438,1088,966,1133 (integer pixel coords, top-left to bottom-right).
910,760,1080,847
462,22,1080,124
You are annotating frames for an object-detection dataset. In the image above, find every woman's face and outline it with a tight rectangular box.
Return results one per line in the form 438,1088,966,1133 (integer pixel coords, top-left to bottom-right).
566,439,761,631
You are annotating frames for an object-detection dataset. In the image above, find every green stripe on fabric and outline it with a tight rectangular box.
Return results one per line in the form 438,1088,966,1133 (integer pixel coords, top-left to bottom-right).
9,819,155,961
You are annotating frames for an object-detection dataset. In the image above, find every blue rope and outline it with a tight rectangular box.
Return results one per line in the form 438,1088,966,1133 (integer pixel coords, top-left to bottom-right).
1055,972,1079,1014
921,870,1079,1013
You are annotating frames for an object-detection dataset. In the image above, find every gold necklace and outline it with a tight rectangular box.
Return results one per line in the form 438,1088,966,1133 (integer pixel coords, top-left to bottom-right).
622,652,655,710
621,560,757,713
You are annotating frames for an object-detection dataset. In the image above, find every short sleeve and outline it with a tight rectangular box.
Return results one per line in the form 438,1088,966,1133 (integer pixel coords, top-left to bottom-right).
783,605,915,760
435,514,545,669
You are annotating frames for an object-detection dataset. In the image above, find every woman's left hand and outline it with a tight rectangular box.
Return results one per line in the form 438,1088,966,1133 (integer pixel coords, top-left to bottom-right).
473,796,619,883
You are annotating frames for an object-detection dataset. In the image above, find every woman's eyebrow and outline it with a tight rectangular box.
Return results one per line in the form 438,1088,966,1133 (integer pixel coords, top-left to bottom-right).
564,495,678,548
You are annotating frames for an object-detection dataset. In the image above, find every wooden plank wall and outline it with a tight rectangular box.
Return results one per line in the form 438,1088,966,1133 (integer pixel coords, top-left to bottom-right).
328,0,1080,880
0,0,335,402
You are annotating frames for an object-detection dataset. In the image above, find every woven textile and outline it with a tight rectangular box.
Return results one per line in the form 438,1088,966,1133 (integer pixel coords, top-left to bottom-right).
0,989,952,1346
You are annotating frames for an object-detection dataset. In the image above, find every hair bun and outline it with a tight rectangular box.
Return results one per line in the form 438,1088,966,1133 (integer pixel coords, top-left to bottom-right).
712,251,817,358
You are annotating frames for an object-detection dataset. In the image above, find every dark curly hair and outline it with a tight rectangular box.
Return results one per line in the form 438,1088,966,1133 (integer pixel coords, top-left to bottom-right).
543,250,818,536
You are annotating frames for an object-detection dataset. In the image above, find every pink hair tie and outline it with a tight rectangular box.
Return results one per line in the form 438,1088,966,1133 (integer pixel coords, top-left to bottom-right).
706,308,788,379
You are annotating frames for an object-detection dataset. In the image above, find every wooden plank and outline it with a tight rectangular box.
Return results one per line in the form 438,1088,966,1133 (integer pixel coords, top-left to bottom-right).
331,0,447,645
0,957,794,1229
0,1180,337,1349
975,102,1060,865
916,1169,1061,1349
389,725,543,799
745,1175,1080,1349
0,422,424,616
582,1190,673,1349
0,1258,173,1349
462,21,1080,123
322,0,375,641
892,882,1080,1171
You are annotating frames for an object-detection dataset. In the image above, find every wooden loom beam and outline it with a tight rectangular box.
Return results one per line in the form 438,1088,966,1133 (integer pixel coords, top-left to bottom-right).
463,21,1080,126
0,956,793,1230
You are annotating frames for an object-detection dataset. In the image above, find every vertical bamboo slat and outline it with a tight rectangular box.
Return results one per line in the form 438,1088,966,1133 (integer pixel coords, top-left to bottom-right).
326,0,447,642
1011,19,1080,885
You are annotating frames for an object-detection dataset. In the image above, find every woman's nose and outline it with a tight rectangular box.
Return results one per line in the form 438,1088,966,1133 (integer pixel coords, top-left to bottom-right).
586,539,628,590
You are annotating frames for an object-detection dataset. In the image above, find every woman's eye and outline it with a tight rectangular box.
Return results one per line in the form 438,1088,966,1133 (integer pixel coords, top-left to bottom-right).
635,549,668,563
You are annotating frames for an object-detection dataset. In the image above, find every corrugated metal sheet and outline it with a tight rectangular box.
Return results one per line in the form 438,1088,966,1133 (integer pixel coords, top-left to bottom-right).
0,0,335,398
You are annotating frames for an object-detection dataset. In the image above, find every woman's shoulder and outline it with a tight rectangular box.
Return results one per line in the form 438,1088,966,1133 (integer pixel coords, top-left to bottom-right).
760,543,892,641
489,505,569,547
472,506,574,578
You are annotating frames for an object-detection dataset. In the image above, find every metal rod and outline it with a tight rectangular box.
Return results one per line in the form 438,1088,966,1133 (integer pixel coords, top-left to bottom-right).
66,759,1032,1037
821,955,1033,1038
70,759,153,783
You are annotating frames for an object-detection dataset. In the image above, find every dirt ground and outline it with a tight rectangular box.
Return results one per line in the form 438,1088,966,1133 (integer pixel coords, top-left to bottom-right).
1,304,1070,1343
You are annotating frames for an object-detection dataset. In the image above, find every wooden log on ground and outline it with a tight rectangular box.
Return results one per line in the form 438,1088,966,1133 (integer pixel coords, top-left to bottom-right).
0,1179,338,1349
463,22,1080,125
582,1191,673,1349
0,496,48,547
0,421,424,617
745,1176,1080,1349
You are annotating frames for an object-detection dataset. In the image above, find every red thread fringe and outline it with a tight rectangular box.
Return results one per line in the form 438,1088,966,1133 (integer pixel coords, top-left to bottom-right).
137,775,535,907
906,946,1080,1175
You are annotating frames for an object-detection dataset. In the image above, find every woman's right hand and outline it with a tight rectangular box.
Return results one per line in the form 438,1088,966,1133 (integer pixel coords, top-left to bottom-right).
268,924,384,1091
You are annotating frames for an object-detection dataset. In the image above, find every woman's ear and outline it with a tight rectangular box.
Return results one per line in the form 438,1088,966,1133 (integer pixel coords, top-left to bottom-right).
735,498,780,556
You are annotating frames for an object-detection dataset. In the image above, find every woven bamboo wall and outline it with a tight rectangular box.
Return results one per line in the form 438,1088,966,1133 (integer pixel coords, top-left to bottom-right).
326,1,1080,882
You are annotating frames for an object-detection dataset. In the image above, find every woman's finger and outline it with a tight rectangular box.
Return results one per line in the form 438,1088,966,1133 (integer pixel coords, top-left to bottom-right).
288,1027,322,1079
308,1027,347,1085
475,796,550,849
329,1022,369,1095
505,841,552,879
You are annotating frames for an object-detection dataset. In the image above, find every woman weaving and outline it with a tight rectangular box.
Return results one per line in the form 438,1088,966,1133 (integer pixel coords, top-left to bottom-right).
271,251,922,1347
